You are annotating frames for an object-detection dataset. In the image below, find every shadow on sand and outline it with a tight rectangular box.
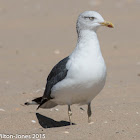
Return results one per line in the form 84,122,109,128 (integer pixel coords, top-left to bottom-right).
36,113,75,128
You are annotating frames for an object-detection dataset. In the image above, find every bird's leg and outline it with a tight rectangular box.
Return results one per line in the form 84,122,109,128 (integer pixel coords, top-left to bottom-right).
68,105,72,125
87,102,92,123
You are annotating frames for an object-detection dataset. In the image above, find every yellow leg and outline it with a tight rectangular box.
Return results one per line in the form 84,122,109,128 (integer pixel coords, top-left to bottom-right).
87,103,92,123
68,105,72,125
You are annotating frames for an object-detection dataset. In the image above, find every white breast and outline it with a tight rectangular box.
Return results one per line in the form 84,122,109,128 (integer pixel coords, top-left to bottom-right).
51,49,106,105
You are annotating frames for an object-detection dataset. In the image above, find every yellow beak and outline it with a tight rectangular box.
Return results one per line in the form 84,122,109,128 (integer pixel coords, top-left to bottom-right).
100,21,114,28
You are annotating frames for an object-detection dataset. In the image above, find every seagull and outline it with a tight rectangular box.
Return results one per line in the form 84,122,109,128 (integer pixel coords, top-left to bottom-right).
25,11,114,124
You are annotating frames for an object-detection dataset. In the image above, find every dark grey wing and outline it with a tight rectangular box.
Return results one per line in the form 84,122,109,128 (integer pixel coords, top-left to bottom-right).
42,56,69,100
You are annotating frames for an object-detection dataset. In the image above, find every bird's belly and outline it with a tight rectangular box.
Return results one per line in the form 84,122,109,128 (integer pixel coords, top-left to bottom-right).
52,79,105,105
51,64,106,105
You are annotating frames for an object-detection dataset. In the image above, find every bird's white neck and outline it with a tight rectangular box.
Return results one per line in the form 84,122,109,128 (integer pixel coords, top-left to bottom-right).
71,30,102,58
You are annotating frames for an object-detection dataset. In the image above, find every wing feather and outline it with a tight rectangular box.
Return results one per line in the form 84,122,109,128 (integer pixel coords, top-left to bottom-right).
43,56,69,99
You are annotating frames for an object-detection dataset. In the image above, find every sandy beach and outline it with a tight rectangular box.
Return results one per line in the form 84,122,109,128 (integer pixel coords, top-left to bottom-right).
0,0,140,139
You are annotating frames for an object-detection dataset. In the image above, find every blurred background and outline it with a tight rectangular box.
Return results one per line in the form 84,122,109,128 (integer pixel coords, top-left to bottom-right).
0,0,140,139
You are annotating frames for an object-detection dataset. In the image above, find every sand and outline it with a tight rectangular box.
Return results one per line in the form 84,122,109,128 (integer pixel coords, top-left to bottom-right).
0,0,140,140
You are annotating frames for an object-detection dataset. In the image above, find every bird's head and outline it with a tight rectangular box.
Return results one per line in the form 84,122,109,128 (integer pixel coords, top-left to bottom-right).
77,11,114,32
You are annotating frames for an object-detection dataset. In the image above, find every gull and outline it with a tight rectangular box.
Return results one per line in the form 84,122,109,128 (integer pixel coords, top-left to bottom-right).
25,11,114,125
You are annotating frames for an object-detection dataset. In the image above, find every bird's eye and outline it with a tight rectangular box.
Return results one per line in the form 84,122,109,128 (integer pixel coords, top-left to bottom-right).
89,17,94,20
84,16,95,21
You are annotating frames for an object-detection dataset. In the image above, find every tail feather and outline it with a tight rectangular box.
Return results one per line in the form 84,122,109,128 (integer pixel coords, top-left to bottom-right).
24,97,57,109
32,97,43,104
24,97,42,105
24,101,38,105
36,98,48,110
